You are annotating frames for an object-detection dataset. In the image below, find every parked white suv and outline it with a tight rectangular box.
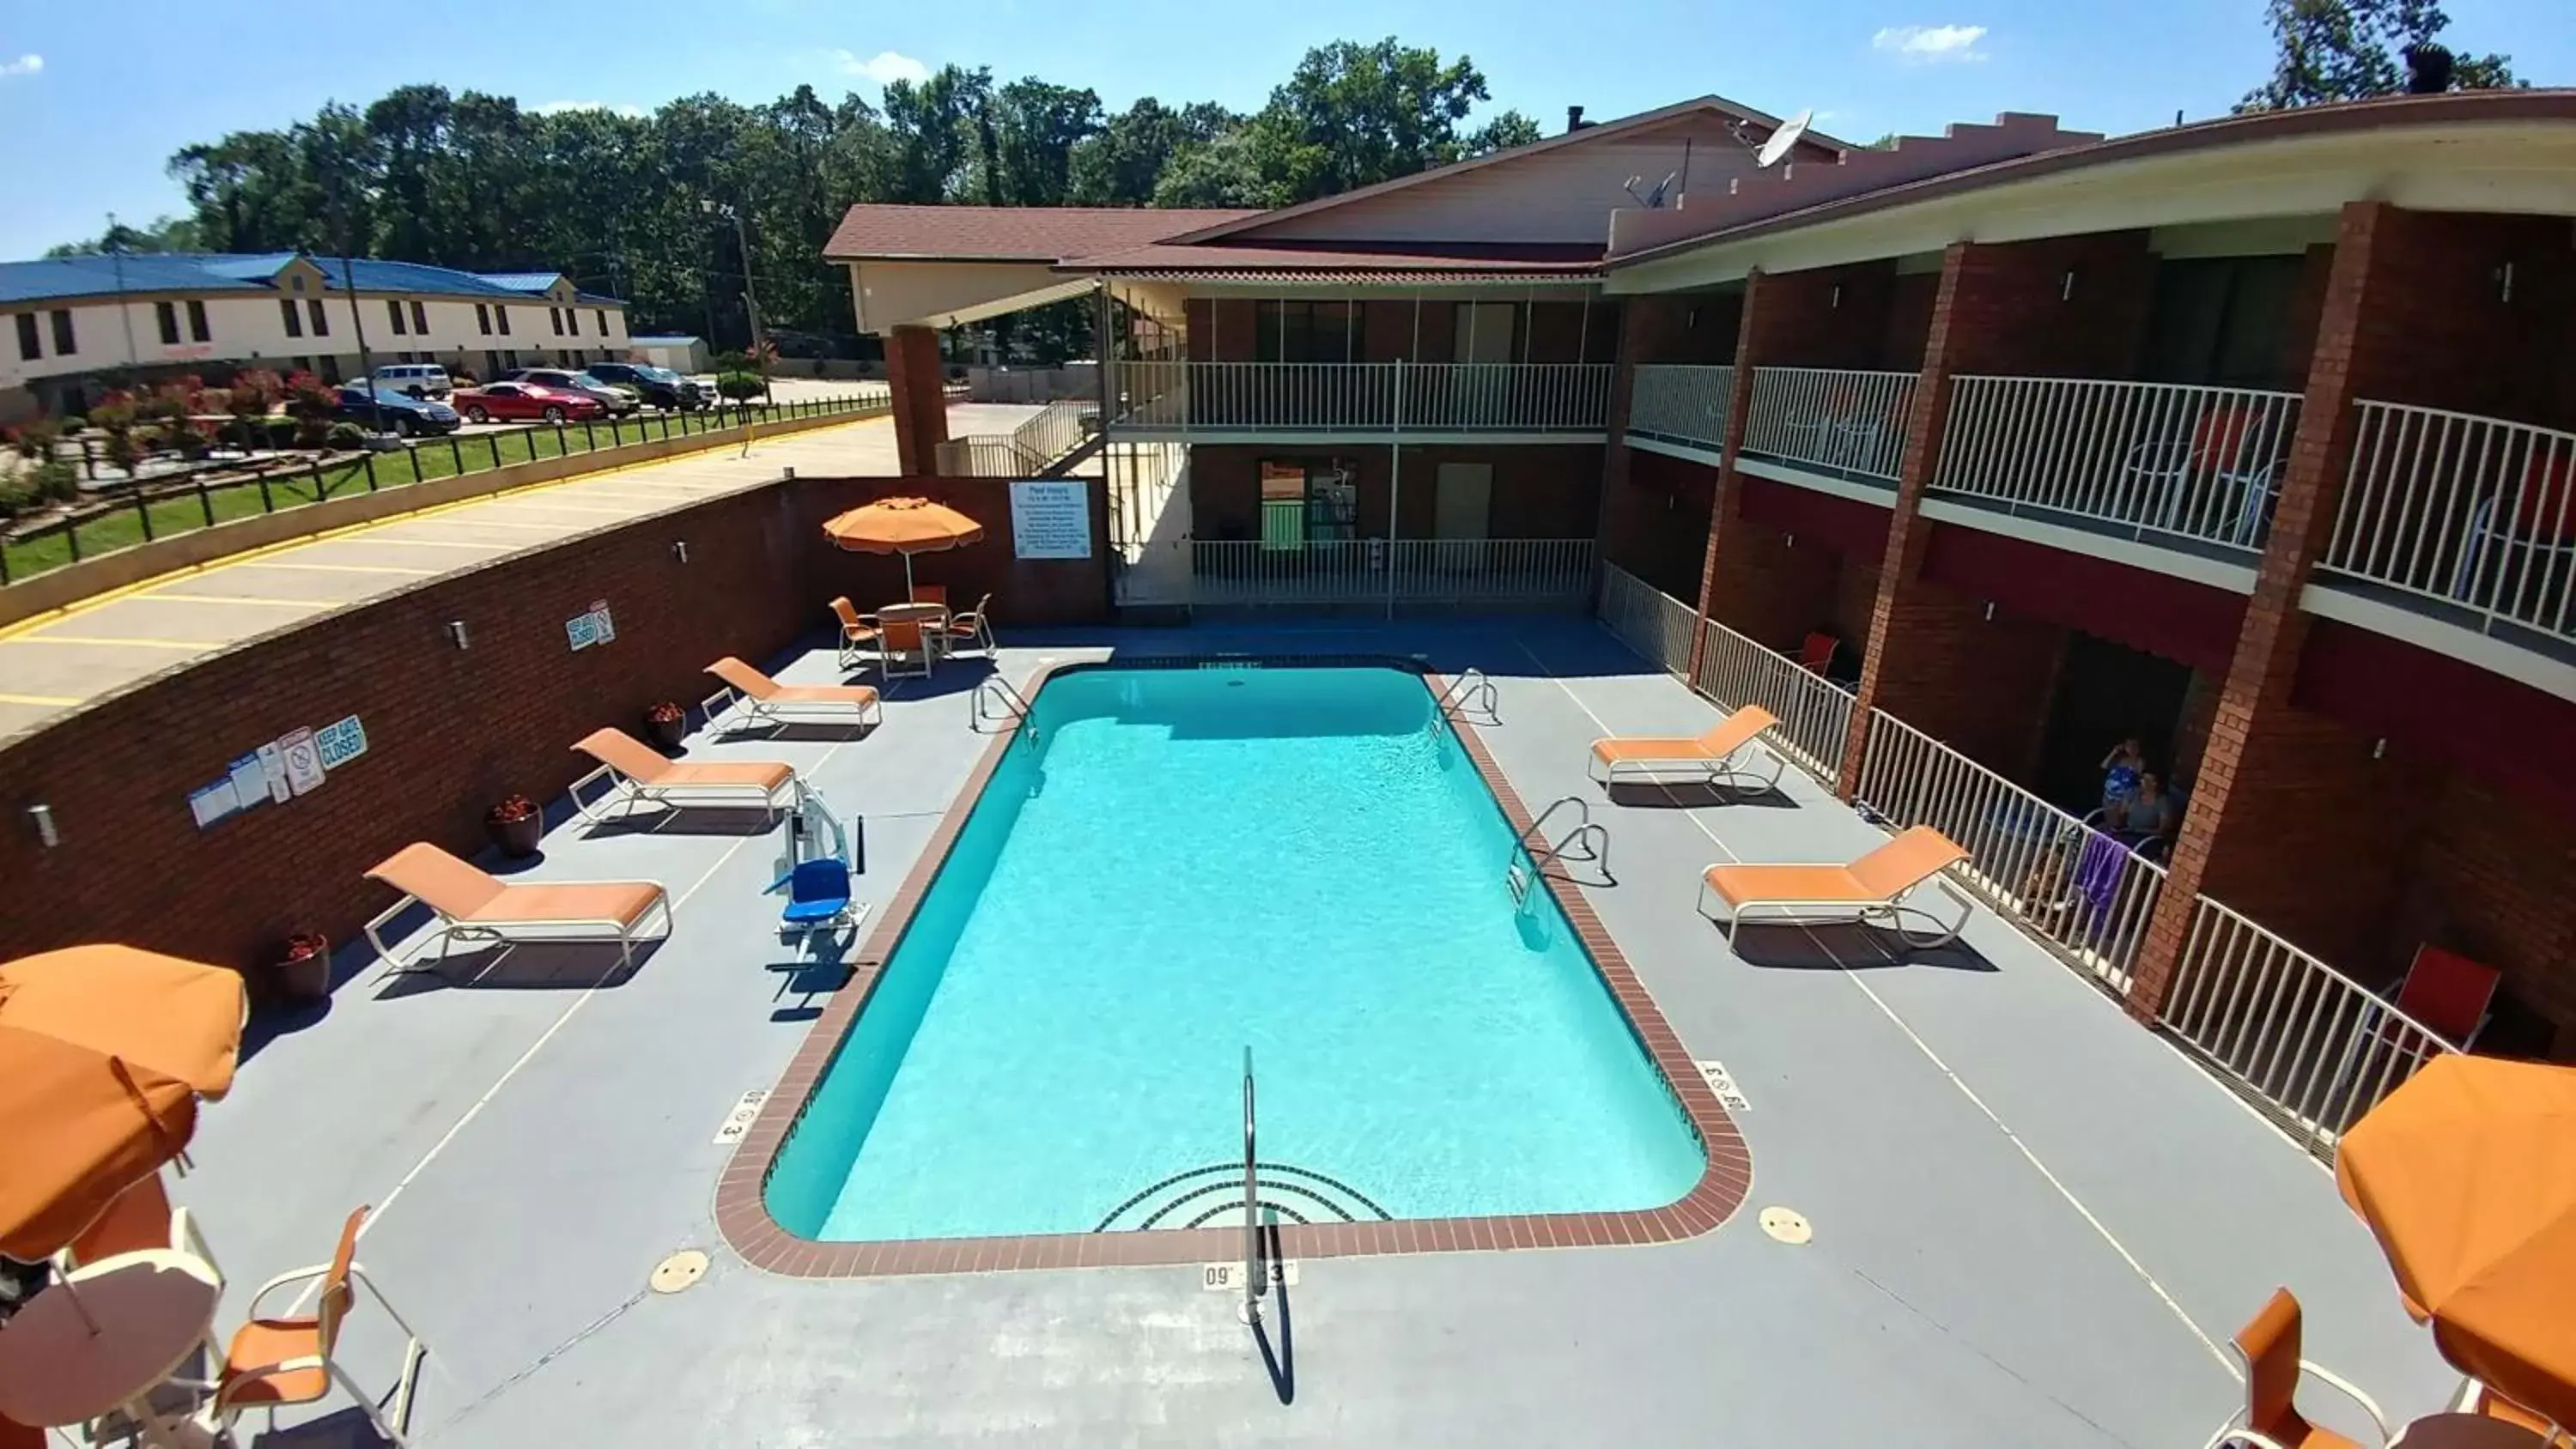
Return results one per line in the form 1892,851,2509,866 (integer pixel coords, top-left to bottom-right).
373,363,453,400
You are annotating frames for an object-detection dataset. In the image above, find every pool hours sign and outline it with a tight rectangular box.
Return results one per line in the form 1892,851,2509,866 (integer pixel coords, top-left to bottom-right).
1010,480,1091,560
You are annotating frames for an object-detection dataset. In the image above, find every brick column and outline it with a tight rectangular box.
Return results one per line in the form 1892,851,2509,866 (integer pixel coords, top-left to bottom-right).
1836,232,2159,798
2123,201,2411,1021
1688,270,1771,664
884,324,949,476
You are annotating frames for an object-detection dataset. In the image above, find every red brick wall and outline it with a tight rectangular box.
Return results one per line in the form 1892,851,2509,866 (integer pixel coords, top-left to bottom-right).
1881,271,1941,372
1704,512,1842,655
1830,550,1881,652
1612,450,1718,600
2385,771,2576,1052
2278,243,2337,385
2347,211,2575,422
1938,230,2158,379
1865,573,2069,782
0,474,1110,973
1741,262,1901,370
884,325,948,475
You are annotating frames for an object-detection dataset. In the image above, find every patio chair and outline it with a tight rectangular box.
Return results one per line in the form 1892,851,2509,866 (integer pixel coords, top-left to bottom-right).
702,657,882,732
946,593,996,658
1797,633,1838,676
1587,706,1784,794
568,727,800,825
2450,449,2576,608
2464,1385,2570,1446
872,613,935,680
2125,404,2284,545
2199,1288,2390,1449
910,583,949,609
1697,825,1974,946
197,1207,427,1449
829,597,879,670
2376,944,2501,1052
362,842,673,973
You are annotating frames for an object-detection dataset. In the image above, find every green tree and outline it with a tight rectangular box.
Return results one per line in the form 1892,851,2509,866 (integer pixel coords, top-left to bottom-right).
44,215,203,257
2239,0,2521,111
883,64,993,203
1249,38,1506,202
989,79,1105,205
1069,99,1238,205
1151,130,1281,209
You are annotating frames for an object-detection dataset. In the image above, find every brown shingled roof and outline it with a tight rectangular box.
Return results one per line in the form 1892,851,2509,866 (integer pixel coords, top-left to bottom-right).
822,204,1261,263
1066,239,1603,276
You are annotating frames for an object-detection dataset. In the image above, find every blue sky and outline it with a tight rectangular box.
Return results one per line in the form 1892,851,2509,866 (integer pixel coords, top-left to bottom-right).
0,0,2565,258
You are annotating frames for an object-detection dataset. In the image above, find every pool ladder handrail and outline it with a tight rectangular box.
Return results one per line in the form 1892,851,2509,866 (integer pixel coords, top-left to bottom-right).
1430,668,1498,724
972,676,1038,740
1509,795,1610,905
1240,1045,1264,1326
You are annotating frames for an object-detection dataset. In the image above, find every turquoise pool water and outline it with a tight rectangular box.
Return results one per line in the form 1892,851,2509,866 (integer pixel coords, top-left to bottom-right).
766,664,1704,1242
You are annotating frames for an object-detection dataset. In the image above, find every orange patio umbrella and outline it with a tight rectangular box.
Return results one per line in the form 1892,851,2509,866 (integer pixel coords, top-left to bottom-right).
821,496,984,597
2335,1053,2576,1430
0,946,246,1261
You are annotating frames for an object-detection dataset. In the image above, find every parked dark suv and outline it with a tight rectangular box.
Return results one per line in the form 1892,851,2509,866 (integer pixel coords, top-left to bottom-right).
582,361,708,410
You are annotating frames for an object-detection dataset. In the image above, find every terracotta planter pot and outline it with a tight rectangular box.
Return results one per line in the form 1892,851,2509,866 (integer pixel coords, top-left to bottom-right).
644,713,686,749
488,811,544,859
271,944,331,1004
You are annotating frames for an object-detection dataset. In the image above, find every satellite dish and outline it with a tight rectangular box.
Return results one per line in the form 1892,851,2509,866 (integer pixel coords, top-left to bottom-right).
1756,108,1814,168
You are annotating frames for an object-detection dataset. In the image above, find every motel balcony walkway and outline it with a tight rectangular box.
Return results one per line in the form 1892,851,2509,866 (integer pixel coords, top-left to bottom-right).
170,617,2452,1446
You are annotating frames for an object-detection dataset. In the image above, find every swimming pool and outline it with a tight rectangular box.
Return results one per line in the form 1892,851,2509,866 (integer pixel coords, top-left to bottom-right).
762,663,1709,1248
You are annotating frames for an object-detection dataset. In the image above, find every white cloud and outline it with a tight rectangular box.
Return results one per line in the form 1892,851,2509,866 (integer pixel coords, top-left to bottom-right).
535,99,647,118
0,53,42,78
1872,24,1988,63
831,48,929,88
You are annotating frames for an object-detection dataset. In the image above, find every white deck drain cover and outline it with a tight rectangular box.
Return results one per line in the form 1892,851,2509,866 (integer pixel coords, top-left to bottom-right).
651,1251,709,1294
711,1089,768,1145
1694,1059,1750,1112
1759,1208,1812,1246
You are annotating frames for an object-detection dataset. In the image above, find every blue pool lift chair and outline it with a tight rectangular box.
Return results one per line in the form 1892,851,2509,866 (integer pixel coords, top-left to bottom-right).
770,785,870,953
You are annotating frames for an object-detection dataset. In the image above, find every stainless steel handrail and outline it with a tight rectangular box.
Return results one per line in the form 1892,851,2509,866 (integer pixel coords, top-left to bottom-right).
971,676,1037,738
1240,1045,1263,1326
1431,668,1499,722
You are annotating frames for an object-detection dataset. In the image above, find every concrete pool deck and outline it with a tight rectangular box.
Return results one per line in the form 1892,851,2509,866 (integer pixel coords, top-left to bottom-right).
171,616,2454,1447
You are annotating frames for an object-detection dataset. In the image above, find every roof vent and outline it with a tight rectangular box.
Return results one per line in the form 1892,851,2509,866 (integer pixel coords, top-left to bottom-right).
1567,106,1592,133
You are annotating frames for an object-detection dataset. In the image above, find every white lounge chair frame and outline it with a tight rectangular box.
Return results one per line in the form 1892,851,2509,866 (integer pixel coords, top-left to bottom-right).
700,679,883,733
1591,738,1786,794
2196,1360,2389,1449
1694,872,1975,948
568,756,801,826
362,880,673,975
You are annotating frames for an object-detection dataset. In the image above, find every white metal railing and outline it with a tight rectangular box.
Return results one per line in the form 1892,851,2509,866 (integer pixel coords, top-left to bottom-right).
1190,538,1595,607
1626,364,1736,452
1109,361,1611,434
1935,377,2302,550
1595,562,1698,676
2158,895,2458,1160
2324,399,2576,644
932,435,1029,477
1853,710,2166,995
1690,618,1855,786
1012,397,1092,465
1741,367,1918,483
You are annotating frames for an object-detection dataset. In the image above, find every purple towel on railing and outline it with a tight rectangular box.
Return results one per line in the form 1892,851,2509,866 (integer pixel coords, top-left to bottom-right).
2074,833,2127,923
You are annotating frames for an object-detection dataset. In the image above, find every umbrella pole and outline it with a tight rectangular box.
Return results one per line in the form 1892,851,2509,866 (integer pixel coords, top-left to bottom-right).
56,1272,103,1335
903,553,917,603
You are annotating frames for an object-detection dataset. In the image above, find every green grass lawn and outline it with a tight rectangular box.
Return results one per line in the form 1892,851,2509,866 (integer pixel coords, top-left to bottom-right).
2,403,873,584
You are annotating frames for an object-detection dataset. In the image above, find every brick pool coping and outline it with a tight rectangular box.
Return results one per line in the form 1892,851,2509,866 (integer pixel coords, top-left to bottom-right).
712,656,1753,1277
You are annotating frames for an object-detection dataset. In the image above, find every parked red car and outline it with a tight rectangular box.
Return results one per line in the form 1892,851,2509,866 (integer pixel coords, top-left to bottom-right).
451,381,608,424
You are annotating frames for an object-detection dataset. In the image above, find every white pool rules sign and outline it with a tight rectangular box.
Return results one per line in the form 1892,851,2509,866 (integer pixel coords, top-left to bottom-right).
1011,479,1091,560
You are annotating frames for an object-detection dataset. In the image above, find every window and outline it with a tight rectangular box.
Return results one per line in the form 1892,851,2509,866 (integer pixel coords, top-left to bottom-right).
307,299,329,337
156,301,181,346
319,356,341,385
289,275,306,294
548,307,563,336
596,309,609,335
387,299,407,335
495,306,511,336
1253,300,1364,363
49,310,74,355
475,304,492,336
410,300,428,333
15,313,39,361
567,309,580,336
281,299,304,338
186,300,210,342
484,349,503,376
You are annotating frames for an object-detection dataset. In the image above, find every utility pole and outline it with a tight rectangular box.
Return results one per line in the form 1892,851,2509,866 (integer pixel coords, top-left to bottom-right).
106,213,139,372
703,200,772,407
340,253,382,434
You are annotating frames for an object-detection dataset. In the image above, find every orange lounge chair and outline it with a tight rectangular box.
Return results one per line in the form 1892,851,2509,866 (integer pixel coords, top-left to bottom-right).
363,841,672,973
1697,824,1973,946
198,1207,426,1448
1588,706,1783,794
2199,1288,2390,1449
703,657,882,731
568,726,800,824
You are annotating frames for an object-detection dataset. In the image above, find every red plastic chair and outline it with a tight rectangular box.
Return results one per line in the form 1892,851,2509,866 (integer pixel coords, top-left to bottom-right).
1797,633,1838,676
2381,944,2501,1052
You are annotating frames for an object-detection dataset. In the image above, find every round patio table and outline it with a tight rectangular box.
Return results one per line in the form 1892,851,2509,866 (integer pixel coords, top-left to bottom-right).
0,1249,220,1446
2391,1413,2555,1448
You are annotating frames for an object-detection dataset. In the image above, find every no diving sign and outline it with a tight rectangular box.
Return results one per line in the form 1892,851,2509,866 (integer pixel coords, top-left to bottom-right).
277,727,326,797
